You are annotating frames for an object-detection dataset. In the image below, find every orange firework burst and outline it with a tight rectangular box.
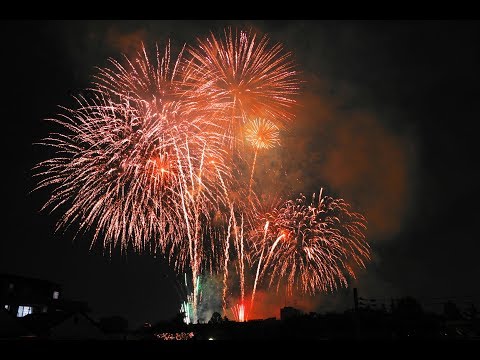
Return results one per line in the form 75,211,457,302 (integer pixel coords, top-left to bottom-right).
245,118,280,150
253,189,370,296
94,41,186,112
186,27,300,144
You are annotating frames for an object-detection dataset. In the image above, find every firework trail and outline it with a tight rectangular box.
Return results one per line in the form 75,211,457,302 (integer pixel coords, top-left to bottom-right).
180,273,202,324
235,214,246,310
186,27,299,147
171,139,218,322
231,302,246,322
221,210,232,316
207,154,254,317
246,194,284,311
165,137,250,321
169,272,193,325
219,184,247,317
250,220,269,312
157,134,231,323
180,300,192,325
252,189,370,295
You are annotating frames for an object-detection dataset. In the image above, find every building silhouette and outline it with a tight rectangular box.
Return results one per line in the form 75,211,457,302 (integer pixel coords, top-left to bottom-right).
0,273,61,319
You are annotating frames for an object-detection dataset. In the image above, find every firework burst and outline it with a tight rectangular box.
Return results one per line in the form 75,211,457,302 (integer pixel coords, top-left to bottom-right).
185,27,299,145
34,93,182,252
245,118,280,150
94,42,186,110
252,189,370,296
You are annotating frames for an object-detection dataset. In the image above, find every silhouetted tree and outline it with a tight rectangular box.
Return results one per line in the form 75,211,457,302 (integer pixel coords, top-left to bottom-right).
209,312,223,324
443,301,462,320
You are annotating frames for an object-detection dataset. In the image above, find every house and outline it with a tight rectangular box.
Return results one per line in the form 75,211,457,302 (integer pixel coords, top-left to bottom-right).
0,273,61,319
49,311,105,340
0,273,103,339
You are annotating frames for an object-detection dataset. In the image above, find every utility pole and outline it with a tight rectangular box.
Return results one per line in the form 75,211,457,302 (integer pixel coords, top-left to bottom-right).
353,288,359,312
353,287,360,339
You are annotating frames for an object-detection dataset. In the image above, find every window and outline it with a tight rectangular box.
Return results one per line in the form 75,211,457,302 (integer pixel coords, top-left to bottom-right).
53,291,59,299
17,306,32,318
4,305,10,311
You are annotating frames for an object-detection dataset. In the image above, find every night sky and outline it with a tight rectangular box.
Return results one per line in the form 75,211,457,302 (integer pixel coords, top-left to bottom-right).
2,20,479,329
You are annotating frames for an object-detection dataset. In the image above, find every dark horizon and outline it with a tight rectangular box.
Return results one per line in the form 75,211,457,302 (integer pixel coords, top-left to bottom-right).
2,20,479,330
